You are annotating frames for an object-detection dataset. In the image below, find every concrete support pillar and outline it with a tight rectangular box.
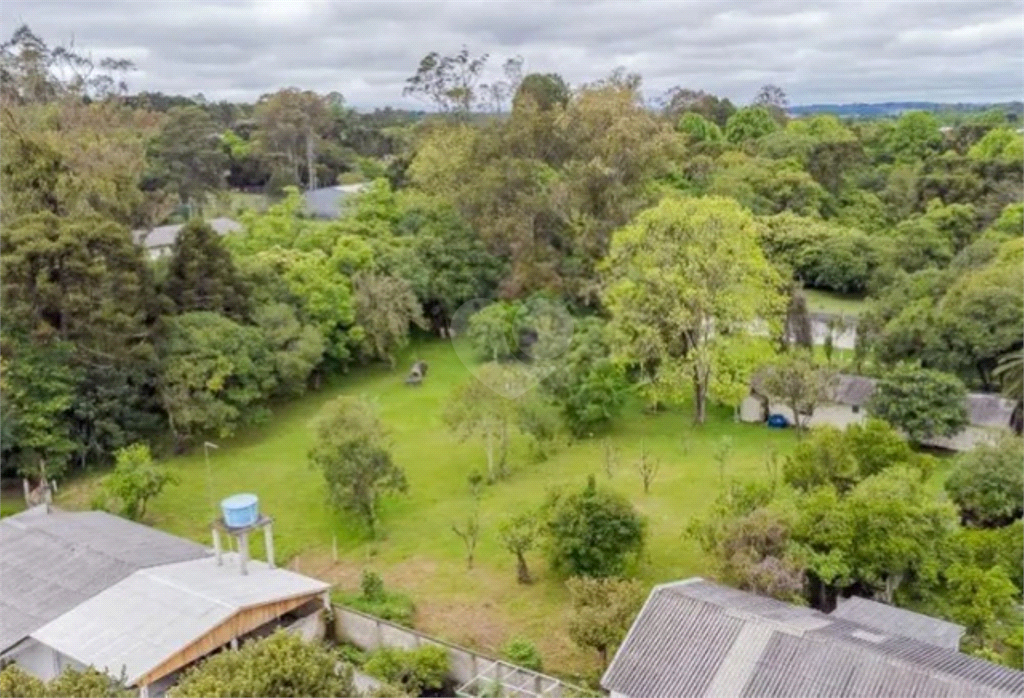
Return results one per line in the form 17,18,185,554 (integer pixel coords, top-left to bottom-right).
212,527,222,566
230,636,239,650
138,684,149,698
263,522,275,568
239,532,249,575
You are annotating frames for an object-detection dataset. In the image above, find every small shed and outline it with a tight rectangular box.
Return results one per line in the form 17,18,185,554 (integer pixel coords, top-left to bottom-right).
26,554,329,694
740,372,876,430
921,393,1017,452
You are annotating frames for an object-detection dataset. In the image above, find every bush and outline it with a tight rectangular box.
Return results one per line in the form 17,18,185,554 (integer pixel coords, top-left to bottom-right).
169,630,353,697
336,642,368,667
867,364,969,443
946,437,1024,528
94,443,176,521
0,664,132,698
500,637,543,672
363,644,449,696
333,570,416,627
545,476,646,577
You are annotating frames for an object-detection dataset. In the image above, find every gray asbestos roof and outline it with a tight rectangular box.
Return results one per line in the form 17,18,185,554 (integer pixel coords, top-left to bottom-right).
966,393,1017,429
831,596,965,650
602,578,1024,698
30,554,329,686
831,374,878,407
304,183,368,219
132,217,241,250
0,508,208,653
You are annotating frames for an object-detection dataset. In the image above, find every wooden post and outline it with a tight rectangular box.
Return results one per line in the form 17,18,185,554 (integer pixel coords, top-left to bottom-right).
332,534,338,563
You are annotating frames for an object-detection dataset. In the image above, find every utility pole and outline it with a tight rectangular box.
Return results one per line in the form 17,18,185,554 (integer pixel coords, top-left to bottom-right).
306,131,317,191
204,441,219,517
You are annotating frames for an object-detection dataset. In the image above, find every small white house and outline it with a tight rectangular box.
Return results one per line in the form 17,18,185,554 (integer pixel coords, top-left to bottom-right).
921,393,1018,452
739,372,1017,452
740,373,875,430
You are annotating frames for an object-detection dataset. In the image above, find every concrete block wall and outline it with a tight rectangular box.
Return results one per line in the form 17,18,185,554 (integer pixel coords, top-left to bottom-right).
333,605,579,697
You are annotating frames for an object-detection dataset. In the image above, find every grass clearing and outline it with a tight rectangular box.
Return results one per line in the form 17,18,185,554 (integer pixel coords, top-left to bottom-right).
59,339,802,677
803,288,868,316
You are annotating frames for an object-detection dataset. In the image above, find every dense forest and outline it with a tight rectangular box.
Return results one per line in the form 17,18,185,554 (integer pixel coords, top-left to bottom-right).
2,24,1023,670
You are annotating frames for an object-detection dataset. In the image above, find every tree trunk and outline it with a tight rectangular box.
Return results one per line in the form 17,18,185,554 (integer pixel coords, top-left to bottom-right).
498,421,509,479
485,427,495,482
515,552,531,584
366,497,377,539
693,370,708,425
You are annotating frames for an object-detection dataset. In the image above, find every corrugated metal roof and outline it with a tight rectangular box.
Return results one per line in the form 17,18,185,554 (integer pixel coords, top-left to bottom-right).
602,578,1024,698
0,508,209,652
831,374,878,407
30,554,329,686
832,596,965,650
304,183,368,219
132,217,241,250
966,393,1016,429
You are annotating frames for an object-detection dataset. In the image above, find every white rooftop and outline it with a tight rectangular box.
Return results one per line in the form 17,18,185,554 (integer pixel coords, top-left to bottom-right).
30,554,329,686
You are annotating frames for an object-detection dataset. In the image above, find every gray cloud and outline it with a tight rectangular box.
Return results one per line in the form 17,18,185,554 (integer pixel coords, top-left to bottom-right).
3,0,1022,107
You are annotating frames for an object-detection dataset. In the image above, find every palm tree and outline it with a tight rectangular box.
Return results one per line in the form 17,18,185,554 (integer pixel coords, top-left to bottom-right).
993,349,1023,434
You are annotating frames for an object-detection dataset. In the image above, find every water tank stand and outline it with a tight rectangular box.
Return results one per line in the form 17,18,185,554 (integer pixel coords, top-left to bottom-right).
211,514,275,574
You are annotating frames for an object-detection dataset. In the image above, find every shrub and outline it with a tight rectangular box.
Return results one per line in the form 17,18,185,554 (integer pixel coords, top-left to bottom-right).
333,569,416,627
500,637,543,672
336,642,368,667
170,630,353,697
545,476,646,577
946,437,1024,528
363,644,449,696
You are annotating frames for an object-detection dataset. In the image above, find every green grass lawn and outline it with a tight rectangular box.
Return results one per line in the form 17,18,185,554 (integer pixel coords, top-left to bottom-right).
59,339,798,678
803,288,868,316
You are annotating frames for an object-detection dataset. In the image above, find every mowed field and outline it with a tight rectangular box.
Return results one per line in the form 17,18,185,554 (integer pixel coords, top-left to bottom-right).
60,338,798,679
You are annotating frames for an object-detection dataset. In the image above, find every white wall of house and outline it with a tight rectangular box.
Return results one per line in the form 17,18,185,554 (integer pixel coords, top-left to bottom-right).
740,395,766,423
740,392,1008,452
7,638,85,681
739,396,867,430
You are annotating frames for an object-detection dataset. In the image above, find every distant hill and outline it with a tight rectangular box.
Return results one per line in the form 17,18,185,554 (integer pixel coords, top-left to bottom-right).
789,101,1023,119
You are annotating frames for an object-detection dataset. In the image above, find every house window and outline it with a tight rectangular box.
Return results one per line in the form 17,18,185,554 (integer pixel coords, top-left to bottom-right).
852,405,860,414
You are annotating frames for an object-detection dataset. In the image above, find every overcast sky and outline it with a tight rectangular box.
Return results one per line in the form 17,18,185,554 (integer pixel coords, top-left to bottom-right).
3,0,1022,108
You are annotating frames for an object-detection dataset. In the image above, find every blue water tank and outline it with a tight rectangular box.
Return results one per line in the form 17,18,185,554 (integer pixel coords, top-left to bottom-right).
221,493,259,528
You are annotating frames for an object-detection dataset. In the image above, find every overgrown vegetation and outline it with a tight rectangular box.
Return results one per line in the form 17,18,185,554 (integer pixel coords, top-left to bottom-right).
333,570,417,627
3,23,1022,680
169,630,355,697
